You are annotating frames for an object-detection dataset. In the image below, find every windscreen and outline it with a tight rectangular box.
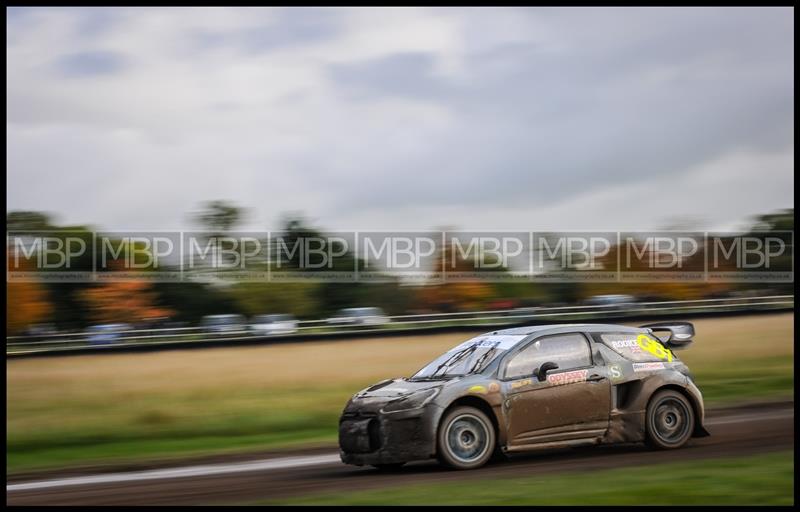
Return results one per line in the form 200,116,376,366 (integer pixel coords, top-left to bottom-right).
411,334,527,380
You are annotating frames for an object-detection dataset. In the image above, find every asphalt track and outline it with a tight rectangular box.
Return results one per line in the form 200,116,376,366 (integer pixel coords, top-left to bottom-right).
6,401,794,505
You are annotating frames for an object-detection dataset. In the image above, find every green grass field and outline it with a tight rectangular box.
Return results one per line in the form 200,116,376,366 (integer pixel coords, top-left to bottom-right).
6,313,794,474
263,450,794,505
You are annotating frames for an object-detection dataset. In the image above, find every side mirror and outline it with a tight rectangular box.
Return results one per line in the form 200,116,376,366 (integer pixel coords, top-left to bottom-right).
536,361,559,381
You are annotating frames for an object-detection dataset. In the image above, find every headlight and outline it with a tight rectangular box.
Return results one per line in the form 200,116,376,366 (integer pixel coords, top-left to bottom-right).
381,388,439,413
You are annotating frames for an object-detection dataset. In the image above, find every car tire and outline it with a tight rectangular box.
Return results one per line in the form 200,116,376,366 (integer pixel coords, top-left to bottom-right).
437,406,496,470
645,389,695,450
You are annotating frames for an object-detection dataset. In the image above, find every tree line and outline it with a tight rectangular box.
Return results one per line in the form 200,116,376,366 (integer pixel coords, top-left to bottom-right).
6,204,793,334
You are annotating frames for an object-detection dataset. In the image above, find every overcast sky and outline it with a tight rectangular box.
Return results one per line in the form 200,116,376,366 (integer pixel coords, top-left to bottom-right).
6,7,794,232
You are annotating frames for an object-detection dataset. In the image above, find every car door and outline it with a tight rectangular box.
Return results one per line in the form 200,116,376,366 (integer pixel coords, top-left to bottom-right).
502,332,611,449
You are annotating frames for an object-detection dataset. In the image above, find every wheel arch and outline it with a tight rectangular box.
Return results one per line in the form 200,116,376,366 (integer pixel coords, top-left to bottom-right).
436,395,501,452
649,384,707,438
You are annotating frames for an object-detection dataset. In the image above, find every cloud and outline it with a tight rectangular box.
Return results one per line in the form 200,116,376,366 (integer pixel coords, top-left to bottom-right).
329,52,448,100
54,50,128,77
187,7,345,54
6,7,794,232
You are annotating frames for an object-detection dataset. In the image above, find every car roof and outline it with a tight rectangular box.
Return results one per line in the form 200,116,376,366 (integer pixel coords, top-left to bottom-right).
486,323,646,337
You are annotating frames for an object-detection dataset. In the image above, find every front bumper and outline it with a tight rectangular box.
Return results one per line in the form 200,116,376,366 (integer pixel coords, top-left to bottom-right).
339,403,443,466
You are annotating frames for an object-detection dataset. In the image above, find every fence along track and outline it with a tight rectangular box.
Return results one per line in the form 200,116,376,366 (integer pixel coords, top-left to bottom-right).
6,295,794,356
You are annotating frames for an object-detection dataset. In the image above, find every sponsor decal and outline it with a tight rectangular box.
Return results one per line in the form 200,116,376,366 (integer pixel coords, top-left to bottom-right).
606,333,674,362
636,334,674,362
609,363,625,382
468,385,487,395
610,339,642,352
547,369,589,386
488,382,500,393
511,378,532,389
632,362,666,372
447,335,527,353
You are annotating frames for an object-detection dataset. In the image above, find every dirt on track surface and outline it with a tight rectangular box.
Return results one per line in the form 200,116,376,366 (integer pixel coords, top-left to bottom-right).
6,401,793,505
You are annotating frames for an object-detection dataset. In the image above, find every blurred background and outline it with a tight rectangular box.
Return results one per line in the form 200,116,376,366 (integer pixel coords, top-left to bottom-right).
4,204,796,338
6,6,794,505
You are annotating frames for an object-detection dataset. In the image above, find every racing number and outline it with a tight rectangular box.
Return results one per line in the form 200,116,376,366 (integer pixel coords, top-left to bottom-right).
636,334,673,362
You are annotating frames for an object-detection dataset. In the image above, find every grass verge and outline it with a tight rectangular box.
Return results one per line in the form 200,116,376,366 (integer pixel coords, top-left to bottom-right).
263,450,794,505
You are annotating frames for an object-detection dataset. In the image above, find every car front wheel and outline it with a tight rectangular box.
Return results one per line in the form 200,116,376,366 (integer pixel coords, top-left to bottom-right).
437,406,496,469
645,389,695,449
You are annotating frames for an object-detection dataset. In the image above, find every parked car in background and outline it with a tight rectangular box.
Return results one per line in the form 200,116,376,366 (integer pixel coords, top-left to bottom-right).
250,314,299,336
87,323,133,345
510,306,541,319
327,307,390,327
584,294,637,311
22,323,58,343
487,299,518,310
200,314,247,334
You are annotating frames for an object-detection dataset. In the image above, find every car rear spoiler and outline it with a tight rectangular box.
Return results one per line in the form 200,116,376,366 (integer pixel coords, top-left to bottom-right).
640,322,695,349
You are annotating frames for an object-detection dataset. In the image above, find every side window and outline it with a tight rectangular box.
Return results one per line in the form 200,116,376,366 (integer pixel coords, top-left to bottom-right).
597,344,627,363
504,333,592,380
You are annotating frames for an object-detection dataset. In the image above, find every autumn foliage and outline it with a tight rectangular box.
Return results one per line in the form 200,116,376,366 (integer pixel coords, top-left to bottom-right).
6,250,53,335
586,240,732,300
416,240,495,312
78,281,174,325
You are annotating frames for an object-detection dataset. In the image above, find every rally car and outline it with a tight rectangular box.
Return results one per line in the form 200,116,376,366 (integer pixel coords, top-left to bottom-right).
339,322,708,470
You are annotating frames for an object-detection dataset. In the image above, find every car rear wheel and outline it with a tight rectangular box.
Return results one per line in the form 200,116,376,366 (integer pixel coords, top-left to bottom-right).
645,390,694,449
437,406,495,470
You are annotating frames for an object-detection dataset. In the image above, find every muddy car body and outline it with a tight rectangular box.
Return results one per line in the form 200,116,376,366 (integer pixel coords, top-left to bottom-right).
339,322,708,469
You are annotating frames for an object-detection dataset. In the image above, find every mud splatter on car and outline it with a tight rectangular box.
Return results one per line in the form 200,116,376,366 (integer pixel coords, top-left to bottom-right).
339,322,708,470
